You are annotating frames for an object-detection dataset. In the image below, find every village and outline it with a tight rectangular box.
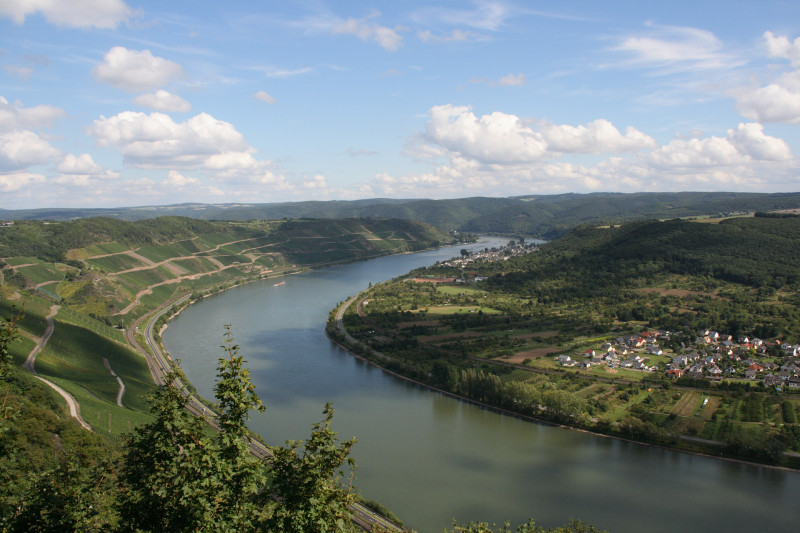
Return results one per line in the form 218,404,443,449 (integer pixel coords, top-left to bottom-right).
557,329,800,390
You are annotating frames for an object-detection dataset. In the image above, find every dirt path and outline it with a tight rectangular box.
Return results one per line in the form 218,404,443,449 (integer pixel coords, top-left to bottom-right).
24,304,59,373
24,305,92,431
103,357,125,408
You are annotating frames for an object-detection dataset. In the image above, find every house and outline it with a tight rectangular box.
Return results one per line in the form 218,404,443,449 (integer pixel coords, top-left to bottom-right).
788,378,800,389
645,345,663,356
557,355,576,367
665,368,683,378
584,349,596,358
764,374,782,387
745,369,757,380
579,360,592,369
672,355,688,367
708,366,722,376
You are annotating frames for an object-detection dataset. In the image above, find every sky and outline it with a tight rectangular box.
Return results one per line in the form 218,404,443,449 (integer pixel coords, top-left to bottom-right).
1,0,800,209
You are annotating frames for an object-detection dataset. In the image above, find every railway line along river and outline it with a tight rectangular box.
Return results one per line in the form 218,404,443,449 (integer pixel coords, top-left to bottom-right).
163,237,800,532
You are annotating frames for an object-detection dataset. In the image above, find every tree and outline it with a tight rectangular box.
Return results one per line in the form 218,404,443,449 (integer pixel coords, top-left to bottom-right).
9,456,120,532
120,326,361,532
119,367,217,532
212,326,269,529
265,403,357,532
0,306,22,379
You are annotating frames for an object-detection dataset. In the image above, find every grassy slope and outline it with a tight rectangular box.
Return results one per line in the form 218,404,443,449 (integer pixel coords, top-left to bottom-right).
0,216,452,441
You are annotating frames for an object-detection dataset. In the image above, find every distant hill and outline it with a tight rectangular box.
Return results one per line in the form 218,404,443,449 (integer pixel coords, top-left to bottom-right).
4,192,800,238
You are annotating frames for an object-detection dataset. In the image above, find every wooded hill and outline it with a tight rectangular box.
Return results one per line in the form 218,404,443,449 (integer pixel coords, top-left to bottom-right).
4,191,800,239
331,215,800,465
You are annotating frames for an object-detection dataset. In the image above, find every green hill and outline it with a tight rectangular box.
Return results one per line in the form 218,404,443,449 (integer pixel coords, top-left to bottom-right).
331,215,800,466
4,192,800,238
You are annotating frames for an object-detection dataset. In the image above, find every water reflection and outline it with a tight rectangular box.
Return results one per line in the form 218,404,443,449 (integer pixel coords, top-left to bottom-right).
165,238,800,532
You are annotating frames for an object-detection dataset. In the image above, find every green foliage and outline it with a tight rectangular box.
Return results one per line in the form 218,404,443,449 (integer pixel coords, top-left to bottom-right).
212,326,268,530
119,368,216,532
266,403,358,533
0,306,21,378
119,329,358,532
8,457,120,532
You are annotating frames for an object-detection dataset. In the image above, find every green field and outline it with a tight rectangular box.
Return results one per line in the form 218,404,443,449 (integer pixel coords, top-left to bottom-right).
87,253,148,272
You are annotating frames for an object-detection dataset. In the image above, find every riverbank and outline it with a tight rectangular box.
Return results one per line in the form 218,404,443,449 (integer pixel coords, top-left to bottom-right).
327,291,800,474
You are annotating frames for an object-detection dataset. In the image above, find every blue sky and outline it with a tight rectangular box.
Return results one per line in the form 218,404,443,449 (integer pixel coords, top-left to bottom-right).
1,0,799,209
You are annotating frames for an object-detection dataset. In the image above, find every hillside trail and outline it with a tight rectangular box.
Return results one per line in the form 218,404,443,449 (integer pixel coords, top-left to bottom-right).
24,304,92,431
103,357,126,408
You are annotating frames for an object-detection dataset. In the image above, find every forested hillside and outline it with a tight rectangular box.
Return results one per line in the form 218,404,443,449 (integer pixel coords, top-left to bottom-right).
4,191,800,238
331,215,800,466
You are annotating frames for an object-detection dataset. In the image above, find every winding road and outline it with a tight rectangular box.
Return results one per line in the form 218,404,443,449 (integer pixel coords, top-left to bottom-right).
24,304,92,431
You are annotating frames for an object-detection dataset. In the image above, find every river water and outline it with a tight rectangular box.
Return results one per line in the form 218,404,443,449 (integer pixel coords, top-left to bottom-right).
163,237,800,532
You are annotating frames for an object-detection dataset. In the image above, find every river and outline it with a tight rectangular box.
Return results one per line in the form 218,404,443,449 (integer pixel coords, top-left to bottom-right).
163,237,800,532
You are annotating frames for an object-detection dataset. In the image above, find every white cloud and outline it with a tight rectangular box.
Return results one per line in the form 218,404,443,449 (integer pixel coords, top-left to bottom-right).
387,106,798,198
4,65,33,80
764,31,800,67
254,91,276,104
89,111,249,168
417,29,486,43
613,23,743,73
425,104,548,164
493,73,526,86
54,153,119,186
303,174,327,189
133,90,191,113
87,110,296,195
540,119,657,153
0,171,45,192
258,67,312,78
163,170,199,187
0,96,66,132
332,15,404,51
423,105,654,164
733,33,800,124
727,123,792,161
0,0,131,28
736,82,800,124
411,3,510,32
0,129,60,170
93,47,185,93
